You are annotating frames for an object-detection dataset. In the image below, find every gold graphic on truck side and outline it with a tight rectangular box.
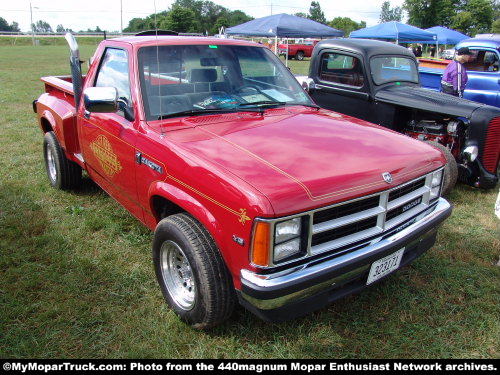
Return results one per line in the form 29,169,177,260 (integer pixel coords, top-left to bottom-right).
90,135,122,177
237,208,251,225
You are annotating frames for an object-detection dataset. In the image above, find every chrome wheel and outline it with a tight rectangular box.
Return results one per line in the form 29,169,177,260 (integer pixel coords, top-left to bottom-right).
160,240,196,311
46,146,57,183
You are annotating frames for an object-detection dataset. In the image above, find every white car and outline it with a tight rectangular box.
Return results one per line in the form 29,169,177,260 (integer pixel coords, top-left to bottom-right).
441,49,455,60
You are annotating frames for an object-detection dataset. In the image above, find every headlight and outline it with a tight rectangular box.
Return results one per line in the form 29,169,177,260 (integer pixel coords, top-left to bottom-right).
430,169,443,201
430,185,441,200
251,216,308,267
275,217,301,243
274,238,301,262
463,145,478,162
431,169,443,187
273,217,305,263
447,120,459,134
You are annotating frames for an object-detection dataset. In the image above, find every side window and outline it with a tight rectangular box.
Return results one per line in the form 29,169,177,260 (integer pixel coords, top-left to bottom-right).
319,52,364,87
95,48,131,114
464,49,500,72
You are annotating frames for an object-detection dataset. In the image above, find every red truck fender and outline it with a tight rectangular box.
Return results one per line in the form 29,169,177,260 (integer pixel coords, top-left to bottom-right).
36,94,79,156
146,180,235,269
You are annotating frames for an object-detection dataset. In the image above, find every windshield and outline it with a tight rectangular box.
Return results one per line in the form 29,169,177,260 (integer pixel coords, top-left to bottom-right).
138,44,313,120
370,56,418,85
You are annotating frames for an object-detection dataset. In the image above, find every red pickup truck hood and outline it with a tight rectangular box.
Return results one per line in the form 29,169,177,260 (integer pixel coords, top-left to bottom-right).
166,107,444,216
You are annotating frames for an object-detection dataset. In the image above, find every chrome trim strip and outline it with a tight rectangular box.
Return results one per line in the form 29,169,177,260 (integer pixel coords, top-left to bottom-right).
311,226,383,255
312,206,385,234
387,186,429,211
385,203,428,230
241,198,450,293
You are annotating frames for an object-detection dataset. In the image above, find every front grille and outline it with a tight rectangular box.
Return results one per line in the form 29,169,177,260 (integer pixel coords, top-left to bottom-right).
482,117,500,174
313,196,379,224
311,216,378,246
309,174,435,257
388,178,426,201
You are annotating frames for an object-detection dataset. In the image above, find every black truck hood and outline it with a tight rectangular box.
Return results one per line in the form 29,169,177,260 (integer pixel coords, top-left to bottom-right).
374,85,484,118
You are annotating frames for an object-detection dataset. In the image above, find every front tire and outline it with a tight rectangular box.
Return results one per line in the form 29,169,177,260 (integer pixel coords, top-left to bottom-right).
43,131,82,190
153,213,235,329
296,51,305,61
425,141,458,195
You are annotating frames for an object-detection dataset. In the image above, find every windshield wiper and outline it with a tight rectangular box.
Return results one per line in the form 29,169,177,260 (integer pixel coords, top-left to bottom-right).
157,107,259,120
291,103,320,109
239,101,320,109
238,100,287,108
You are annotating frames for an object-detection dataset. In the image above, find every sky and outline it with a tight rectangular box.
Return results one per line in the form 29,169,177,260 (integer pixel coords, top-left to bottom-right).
1,0,406,33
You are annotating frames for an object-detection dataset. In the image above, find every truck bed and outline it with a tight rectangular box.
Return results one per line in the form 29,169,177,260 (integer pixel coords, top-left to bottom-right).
41,75,77,96
418,67,443,92
36,75,85,159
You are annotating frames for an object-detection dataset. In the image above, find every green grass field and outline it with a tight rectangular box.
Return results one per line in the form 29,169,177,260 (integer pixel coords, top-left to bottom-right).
0,45,499,359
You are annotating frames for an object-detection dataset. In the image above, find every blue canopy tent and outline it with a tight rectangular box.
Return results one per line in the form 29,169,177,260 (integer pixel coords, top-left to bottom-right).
411,26,469,45
226,13,343,38
349,21,437,44
226,14,342,65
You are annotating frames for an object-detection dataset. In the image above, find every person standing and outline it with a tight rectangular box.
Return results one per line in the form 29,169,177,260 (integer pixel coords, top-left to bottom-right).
430,45,436,58
414,45,422,57
440,47,473,97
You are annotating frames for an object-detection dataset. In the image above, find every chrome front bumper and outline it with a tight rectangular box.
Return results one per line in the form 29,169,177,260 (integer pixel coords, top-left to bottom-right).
238,198,452,321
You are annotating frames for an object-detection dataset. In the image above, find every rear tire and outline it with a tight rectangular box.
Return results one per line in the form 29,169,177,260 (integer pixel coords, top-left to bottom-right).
43,131,82,190
296,51,305,61
153,213,235,329
425,141,458,196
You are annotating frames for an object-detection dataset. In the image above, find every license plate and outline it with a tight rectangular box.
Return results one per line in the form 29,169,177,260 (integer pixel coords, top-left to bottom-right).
366,248,405,285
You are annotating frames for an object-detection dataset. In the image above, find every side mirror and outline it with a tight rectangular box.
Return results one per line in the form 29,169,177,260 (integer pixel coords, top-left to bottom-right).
83,87,118,113
301,77,315,92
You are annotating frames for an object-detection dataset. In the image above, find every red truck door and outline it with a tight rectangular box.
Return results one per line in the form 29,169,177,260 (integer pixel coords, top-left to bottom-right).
78,46,143,220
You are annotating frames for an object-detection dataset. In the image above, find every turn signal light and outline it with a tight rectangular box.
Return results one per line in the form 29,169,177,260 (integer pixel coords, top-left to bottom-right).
251,221,270,267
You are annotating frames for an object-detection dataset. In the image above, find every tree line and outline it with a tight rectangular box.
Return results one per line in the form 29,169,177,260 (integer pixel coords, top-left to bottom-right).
124,0,253,34
0,17,20,32
299,0,499,37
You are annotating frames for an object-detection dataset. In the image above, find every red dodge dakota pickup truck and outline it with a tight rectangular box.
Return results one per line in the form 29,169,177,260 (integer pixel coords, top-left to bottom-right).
33,33,452,328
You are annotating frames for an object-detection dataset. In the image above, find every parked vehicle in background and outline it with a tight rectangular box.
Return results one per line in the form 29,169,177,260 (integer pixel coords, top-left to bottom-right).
440,49,455,60
298,38,500,192
420,37,500,108
278,40,318,60
33,34,451,328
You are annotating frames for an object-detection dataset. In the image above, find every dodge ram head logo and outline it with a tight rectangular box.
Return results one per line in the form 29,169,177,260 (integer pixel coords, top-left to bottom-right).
382,172,393,184
90,135,123,177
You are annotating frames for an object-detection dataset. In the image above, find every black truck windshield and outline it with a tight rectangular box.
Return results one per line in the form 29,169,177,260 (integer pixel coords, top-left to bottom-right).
370,56,419,85
138,44,313,120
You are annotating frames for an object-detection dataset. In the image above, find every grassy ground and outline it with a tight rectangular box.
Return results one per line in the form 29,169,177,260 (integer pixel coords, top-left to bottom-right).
0,45,499,359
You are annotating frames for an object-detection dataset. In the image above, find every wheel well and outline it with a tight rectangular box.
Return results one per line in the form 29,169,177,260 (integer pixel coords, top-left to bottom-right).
151,195,185,221
40,117,53,133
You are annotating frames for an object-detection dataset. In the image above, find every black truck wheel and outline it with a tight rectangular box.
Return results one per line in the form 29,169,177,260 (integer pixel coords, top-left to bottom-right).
296,51,305,61
153,213,235,329
425,141,458,196
43,131,82,190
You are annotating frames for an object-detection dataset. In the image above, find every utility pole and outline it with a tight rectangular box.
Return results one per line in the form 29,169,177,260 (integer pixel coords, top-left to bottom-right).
120,0,123,35
270,1,273,15
30,2,35,46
